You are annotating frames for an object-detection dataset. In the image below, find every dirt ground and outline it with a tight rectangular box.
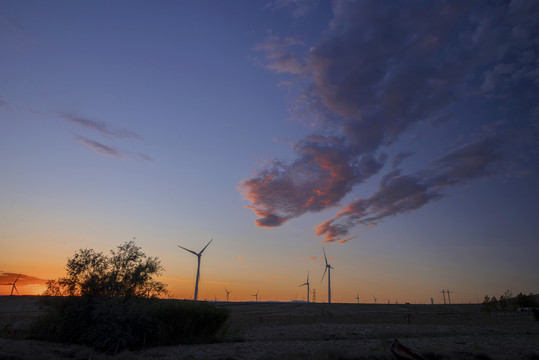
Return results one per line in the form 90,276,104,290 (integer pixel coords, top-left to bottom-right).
1,296,538,359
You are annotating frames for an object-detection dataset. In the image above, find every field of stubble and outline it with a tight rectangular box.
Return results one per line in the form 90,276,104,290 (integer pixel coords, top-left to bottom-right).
1,296,538,360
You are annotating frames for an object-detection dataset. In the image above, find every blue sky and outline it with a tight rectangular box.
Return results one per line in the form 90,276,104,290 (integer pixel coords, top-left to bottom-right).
1,0,538,303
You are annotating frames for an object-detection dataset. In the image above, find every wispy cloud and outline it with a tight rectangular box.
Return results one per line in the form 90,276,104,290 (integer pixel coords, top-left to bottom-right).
58,112,143,140
253,32,306,75
242,1,539,242
135,152,153,162
77,136,123,158
265,0,317,18
317,137,501,243
0,272,47,285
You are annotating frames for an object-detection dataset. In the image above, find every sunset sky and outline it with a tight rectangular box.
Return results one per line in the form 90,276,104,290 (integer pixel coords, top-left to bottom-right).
1,1,538,303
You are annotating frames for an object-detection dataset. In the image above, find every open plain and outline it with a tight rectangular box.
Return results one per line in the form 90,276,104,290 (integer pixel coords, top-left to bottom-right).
1,296,538,359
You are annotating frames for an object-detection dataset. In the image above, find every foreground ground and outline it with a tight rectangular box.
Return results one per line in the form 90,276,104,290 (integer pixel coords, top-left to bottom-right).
0,296,538,359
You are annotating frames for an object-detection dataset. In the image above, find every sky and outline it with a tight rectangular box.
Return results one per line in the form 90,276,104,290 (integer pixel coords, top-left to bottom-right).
1,0,538,304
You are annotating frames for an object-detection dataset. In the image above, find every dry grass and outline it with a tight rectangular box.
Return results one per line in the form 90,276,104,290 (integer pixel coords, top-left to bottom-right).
1,296,538,359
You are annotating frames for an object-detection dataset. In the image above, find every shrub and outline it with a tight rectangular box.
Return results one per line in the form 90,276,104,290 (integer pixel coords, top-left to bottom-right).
34,241,229,352
31,297,229,352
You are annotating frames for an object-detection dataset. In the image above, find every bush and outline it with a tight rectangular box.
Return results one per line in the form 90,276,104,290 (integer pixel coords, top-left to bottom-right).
31,297,229,352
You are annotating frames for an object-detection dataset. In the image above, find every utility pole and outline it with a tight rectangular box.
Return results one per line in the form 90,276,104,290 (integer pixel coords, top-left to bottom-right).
441,289,446,305
446,289,452,304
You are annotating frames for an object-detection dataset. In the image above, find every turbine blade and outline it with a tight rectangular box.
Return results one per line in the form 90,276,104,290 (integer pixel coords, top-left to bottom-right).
14,285,18,295
321,266,327,283
323,247,328,265
14,273,22,283
307,271,309,283
199,239,213,254
177,245,198,256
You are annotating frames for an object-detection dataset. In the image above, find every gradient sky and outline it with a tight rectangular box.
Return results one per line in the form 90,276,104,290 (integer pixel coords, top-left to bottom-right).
1,0,538,303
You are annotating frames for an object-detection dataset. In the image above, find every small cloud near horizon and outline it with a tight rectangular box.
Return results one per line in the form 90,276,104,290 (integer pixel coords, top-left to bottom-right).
0,272,48,286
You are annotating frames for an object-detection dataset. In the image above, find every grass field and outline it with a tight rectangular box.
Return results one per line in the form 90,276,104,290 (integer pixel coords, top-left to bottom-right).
1,296,538,359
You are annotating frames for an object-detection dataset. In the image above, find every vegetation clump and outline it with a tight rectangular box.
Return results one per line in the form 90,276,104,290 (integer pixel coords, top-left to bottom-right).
31,241,229,353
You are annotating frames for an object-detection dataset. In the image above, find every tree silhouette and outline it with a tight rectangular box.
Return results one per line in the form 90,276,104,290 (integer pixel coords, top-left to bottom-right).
44,241,167,298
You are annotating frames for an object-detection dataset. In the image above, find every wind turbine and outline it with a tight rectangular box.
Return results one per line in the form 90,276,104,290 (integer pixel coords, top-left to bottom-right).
321,247,334,303
178,239,213,301
356,293,360,304
299,271,310,303
252,289,259,302
10,273,21,296
224,288,232,302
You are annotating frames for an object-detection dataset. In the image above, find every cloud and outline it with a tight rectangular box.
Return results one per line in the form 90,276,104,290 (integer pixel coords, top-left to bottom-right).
253,32,306,75
240,135,386,227
241,1,539,241
0,272,47,286
77,136,123,158
392,152,414,169
265,0,317,18
316,137,502,243
58,112,143,140
134,152,153,162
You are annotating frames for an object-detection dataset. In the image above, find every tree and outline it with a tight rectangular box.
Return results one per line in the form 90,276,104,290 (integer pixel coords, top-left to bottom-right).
482,295,498,315
43,241,167,298
499,290,512,315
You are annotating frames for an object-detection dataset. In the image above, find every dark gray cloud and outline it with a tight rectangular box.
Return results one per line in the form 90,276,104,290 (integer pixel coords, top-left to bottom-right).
242,1,539,239
58,113,143,140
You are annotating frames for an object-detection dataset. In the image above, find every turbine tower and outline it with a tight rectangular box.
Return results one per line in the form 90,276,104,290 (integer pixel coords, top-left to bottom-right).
321,247,334,303
178,239,213,301
224,288,232,302
10,273,21,296
356,293,360,304
299,271,310,303
252,289,259,302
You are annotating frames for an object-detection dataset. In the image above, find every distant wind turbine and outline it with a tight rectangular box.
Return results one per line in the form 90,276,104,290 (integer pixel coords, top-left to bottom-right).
224,288,232,302
299,271,310,303
356,293,360,304
178,239,213,301
252,289,259,302
373,295,377,304
9,273,21,296
321,247,334,303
